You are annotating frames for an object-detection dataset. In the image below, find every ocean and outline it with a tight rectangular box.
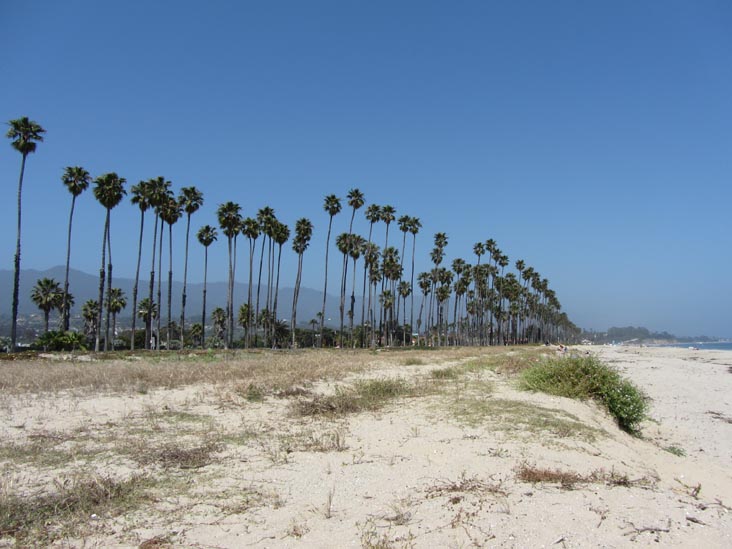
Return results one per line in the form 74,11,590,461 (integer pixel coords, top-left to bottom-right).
659,342,732,351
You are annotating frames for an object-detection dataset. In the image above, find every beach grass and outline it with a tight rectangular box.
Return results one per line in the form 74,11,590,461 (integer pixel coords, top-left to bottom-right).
519,355,648,434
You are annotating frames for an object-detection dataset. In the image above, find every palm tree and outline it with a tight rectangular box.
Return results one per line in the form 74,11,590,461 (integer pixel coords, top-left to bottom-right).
137,298,158,347
380,205,396,250
129,180,151,350
348,235,366,345
255,206,276,345
31,278,62,334
361,205,381,335
347,188,365,233
197,225,217,348
241,217,259,347
146,176,172,349
189,323,203,347
178,186,204,340
82,300,100,343
93,172,126,352
160,196,182,349
211,307,227,346
320,194,342,346
291,218,313,347
272,221,290,330
60,166,90,331
217,202,242,349
6,116,45,351
408,217,422,341
106,288,127,349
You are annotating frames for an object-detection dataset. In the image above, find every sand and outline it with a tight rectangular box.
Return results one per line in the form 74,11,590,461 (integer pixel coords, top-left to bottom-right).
1,345,731,548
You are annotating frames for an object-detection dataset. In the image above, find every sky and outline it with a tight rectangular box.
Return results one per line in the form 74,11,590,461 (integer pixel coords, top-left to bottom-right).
1,1,730,338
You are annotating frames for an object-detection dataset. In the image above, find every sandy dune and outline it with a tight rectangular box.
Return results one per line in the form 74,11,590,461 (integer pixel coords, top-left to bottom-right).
1,345,731,548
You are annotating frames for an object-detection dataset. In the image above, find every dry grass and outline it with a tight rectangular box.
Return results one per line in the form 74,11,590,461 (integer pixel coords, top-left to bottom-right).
425,471,507,499
516,462,651,490
0,474,154,544
295,378,413,417
0,348,485,396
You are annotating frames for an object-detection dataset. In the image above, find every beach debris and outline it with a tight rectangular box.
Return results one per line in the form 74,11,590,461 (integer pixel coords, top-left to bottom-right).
706,410,732,424
623,519,671,541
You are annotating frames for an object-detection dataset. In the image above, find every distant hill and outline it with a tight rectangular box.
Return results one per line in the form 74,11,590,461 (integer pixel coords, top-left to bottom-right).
0,266,351,328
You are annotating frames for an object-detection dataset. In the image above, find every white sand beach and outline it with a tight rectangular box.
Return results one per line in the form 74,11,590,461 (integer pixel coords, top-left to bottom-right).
1,345,731,548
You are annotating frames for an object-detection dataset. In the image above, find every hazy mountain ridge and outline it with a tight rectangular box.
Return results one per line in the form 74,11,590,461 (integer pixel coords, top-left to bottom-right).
0,267,350,326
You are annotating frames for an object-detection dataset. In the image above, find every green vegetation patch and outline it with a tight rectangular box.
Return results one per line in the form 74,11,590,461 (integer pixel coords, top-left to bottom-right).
519,355,648,434
449,396,602,441
0,474,154,545
295,378,412,417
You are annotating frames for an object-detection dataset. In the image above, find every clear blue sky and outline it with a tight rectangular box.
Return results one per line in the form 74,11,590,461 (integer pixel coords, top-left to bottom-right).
1,1,730,337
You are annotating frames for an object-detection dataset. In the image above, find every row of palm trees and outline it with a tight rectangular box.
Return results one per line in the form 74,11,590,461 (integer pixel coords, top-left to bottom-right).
7,116,578,351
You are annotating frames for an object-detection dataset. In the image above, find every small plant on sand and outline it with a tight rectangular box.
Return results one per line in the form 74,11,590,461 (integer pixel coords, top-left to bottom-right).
519,355,648,434
430,367,458,380
0,474,152,544
296,378,411,417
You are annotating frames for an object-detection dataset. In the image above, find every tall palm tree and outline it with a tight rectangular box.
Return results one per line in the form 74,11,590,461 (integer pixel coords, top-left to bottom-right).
272,221,290,331
82,300,100,343
178,186,204,340
211,307,227,346
31,277,62,334
217,202,242,349
196,225,217,348
291,218,313,347
137,298,158,347
129,180,151,350
320,194,341,346
6,116,45,351
336,232,352,346
60,166,90,331
361,205,381,334
92,172,126,352
408,217,422,341
160,196,182,349
346,188,365,233
348,235,365,345
146,177,172,349
255,206,276,344
106,288,127,350
241,217,259,347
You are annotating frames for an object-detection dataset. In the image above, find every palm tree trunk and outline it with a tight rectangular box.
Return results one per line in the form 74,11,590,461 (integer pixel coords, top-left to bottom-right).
131,209,145,350
409,234,417,344
225,236,232,350
339,252,347,348
255,236,266,345
291,253,303,348
320,218,333,347
147,214,159,350
246,239,254,348
230,236,238,348
95,212,109,352
201,246,208,348
167,222,173,350
180,213,191,343
44,310,50,335
11,154,27,352
273,244,283,333
104,219,114,351
62,194,77,332
156,218,164,348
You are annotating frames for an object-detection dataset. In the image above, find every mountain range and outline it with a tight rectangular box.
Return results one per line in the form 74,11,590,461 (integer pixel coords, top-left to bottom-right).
0,266,358,328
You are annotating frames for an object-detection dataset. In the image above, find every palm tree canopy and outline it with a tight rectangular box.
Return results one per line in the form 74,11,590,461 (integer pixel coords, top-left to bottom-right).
323,194,342,217
130,180,152,212
147,176,173,210
179,186,204,215
365,204,381,224
197,225,218,247
380,205,396,225
241,217,260,240
274,221,290,245
31,278,62,314
217,202,242,238
62,166,91,197
93,173,127,209
107,287,127,314
347,188,365,211
408,217,422,235
292,218,313,254
7,117,45,156
160,195,182,225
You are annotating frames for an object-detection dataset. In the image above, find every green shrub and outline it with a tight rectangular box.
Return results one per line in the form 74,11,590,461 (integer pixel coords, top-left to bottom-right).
33,331,87,352
519,356,648,434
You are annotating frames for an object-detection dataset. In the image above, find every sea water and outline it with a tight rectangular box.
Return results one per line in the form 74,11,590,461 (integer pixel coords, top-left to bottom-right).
660,342,732,351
